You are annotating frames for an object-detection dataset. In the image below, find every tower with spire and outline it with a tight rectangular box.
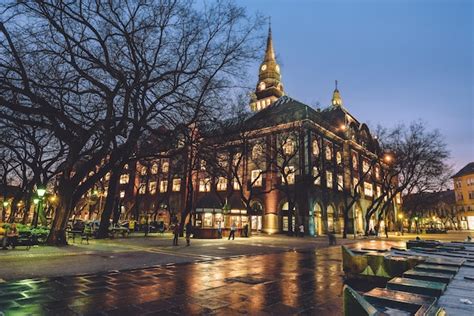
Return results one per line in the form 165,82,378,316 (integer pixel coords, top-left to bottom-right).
331,80,343,107
250,23,284,112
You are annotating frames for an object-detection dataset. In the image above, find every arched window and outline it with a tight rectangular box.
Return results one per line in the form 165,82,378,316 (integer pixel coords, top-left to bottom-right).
336,151,342,164
352,153,358,169
312,139,320,156
325,143,332,160
283,138,295,155
259,82,266,91
252,144,263,160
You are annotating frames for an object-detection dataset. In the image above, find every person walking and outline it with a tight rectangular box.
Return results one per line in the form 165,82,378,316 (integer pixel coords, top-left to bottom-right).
172,224,179,246
298,224,305,237
243,223,249,237
228,222,236,240
185,221,193,246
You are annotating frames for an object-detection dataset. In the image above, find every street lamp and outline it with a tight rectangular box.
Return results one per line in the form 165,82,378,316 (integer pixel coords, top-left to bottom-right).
384,154,393,164
33,186,46,227
398,213,404,235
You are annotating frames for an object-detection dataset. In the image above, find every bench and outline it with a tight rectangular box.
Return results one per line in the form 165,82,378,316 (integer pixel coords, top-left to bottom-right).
403,269,453,284
387,277,447,297
414,264,458,275
364,287,436,306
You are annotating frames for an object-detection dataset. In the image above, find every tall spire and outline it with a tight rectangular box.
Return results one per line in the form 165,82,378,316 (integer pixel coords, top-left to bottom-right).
332,80,343,107
264,22,275,62
250,18,284,112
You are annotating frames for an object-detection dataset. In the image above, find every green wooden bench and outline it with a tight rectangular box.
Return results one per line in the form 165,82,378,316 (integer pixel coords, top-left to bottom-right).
387,277,446,297
403,269,453,284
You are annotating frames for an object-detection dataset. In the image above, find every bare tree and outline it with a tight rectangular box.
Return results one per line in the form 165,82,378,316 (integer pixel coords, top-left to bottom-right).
1,0,262,244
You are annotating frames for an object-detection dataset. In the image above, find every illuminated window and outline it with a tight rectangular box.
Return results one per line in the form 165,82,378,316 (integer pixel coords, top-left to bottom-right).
233,153,241,166
396,193,401,204
119,191,125,198
120,174,129,184
199,178,211,192
217,177,227,191
203,213,213,227
140,165,147,176
353,178,359,193
363,160,370,174
375,166,380,179
200,160,206,171
352,153,358,169
233,177,241,190
282,166,295,184
149,181,157,194
336,152,342,164
105,172,110,181
259,81,266,91
138,183,146,195
376,186,382,197
151,163,159,174
252,144,263,160
251,170,262,187
161,161,169,173
124,164,129,170
326,171,333,188
364,182,373,197
312,139,320,156
337,174,343,191
218,153,228,168
159,180,168,193
283,138,295,155
172,179,181,192
313,167,321,185
325,144,332,160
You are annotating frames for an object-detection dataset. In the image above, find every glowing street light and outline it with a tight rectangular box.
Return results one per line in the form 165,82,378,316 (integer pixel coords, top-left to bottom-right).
384,154,393,163
33,198,40,205
37,187,46,198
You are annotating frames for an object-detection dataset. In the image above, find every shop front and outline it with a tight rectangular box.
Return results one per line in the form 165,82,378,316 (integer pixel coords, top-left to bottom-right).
193,208,249,238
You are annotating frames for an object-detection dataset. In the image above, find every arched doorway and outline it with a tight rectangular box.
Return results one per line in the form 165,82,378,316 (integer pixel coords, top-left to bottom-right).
327,205,335,232
355,206,363,235
313,203,322,235
338,205,345,234
250,201,264,232
281,202,296,233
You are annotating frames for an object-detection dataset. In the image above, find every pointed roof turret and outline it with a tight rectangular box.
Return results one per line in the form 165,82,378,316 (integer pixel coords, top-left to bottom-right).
331,80,343,107
250,20,284,112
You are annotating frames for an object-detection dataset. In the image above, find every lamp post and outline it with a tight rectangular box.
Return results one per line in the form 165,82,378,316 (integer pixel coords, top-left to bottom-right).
33,187,46,227
398,213,404,235
2,200,8,222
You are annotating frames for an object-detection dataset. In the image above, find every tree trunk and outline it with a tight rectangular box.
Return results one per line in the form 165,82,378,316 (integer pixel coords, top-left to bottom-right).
46,185,74,246
97,170,120,239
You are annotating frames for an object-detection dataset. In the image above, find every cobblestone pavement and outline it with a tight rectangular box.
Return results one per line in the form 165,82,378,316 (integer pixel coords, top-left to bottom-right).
0,245,352,316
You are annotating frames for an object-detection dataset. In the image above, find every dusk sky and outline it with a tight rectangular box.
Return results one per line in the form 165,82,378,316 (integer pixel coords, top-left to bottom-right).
240,0,473,173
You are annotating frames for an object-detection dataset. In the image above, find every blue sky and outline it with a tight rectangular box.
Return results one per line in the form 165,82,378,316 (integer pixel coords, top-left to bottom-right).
239,0,473,173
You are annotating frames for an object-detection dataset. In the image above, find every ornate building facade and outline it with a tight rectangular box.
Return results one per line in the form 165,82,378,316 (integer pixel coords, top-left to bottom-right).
453,162,474,230
80,27,397,237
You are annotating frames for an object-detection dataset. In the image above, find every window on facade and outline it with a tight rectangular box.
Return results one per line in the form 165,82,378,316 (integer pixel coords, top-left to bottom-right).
353,178,359,193
200,160,206,171
251,170,263,187
283,138,295,155
149,181,157,194
337,174,343,191
161,161,169,173
326,171,333,188
124,164,129,170
352,153,358,169
469,191,474,200
336,152,342,164
140,165,147,176
282,166,295,184
119,191,125,198
325,144,332,160
232,153,242,167
375,166,380,179
468,178,474,186
313,167,321,185
120,174,129,184
199,178,211,192
159,180,168,193
252,144,263,160
362,160,371,174
456,192,463,201
138,183,146,195
105,172,111,181
217,153,228,168
396,193,401,204
312,139,320,156
376,186,382,197
217,177,227,191
364,182,373,197
151,163,159,174
233,177,241,190
172,179,181,192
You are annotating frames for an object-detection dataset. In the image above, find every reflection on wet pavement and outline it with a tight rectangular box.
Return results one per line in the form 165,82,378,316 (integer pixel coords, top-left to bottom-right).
0,241,402,315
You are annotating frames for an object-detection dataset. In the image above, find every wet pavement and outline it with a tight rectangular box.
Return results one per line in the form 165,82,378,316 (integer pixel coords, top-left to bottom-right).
0,246,345,315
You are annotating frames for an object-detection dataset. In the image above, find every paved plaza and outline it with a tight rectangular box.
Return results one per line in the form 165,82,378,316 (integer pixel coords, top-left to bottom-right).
0,232,472,315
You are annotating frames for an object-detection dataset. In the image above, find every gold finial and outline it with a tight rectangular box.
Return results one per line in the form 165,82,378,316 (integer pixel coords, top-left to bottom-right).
332,80,343,106
264,19,275,62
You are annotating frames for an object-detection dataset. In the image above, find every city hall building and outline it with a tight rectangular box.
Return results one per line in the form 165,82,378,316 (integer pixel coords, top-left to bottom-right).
85,28,396,237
